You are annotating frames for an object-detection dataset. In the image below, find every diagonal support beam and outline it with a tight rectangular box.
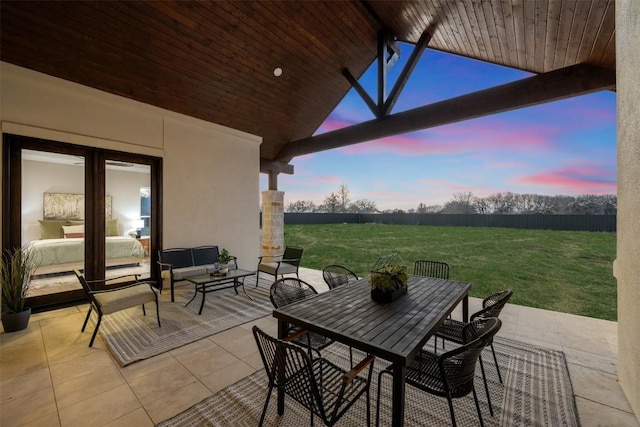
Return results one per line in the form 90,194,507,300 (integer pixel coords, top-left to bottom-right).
276,64,615,161
382,30,432,116
377,29,398,112
342,68,380,118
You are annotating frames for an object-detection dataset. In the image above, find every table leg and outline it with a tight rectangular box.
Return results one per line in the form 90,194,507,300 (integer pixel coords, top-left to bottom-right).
277,319,288,415
198,284,206,315
462,294,469,323
391,363,406,426
184,283,198,308
238,277,253,301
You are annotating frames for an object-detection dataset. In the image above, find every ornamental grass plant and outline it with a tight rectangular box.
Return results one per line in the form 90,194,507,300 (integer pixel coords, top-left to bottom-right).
1,247,40,314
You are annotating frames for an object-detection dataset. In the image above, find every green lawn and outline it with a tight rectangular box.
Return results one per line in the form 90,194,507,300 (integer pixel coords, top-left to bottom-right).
284,224,617,321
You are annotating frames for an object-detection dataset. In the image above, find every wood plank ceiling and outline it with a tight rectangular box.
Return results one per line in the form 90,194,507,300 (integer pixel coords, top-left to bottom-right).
0,1,615,169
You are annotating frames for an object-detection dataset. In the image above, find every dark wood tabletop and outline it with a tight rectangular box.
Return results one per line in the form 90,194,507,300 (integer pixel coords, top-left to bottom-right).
272,275,471,426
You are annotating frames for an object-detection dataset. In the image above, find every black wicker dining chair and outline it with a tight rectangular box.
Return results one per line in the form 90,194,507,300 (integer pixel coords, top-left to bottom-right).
270,278,335,358
413,260,450,279
253,326,376,426
322,264,359,289
435,289,513,382
433,289,513,417
375,317,502,427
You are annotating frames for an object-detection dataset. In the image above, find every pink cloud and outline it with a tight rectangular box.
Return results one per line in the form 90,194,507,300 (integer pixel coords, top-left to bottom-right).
335,118,557,156
280,174,342,187
316,117,358,134
515,164,616,194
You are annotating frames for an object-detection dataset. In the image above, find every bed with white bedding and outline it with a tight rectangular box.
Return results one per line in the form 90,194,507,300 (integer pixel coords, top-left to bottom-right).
26,219,146,276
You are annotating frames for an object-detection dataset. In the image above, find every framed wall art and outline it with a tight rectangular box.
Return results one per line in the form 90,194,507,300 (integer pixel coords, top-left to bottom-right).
43,192,112,220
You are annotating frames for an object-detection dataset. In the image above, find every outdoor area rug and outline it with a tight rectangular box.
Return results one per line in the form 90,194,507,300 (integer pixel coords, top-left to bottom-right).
157,336,579,426
95,278,273,366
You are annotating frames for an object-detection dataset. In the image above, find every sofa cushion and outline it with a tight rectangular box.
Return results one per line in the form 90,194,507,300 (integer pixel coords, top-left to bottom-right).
94,284,157,315
160,248,193,269
192,245,219,266
258,262,298,276
171,266,207,280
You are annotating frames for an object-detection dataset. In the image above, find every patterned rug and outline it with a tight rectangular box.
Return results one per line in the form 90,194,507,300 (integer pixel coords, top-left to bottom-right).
157,337,580,426
95,277,273,366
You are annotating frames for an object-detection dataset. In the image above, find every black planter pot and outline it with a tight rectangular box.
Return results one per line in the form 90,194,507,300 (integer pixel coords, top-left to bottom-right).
371,286,407,304
1,307,31,332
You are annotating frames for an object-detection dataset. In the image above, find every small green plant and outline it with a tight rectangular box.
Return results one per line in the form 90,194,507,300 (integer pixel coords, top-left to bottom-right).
369,265,408,291
1,247,40,314
218,248,233,265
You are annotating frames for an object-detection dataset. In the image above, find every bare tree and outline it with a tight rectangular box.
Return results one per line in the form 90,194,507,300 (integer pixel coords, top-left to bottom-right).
348,199,377,213
487,192,517,214
320,192,341,213
440,192,476,214
337,183,350,213
473,197,490,214
286,200,316,213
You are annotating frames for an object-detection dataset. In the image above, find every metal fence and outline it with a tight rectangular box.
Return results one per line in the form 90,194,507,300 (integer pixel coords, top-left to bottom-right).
280,213,616,232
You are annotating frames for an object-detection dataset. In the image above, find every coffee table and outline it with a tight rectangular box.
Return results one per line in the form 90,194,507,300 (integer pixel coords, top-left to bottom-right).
184,269,255,314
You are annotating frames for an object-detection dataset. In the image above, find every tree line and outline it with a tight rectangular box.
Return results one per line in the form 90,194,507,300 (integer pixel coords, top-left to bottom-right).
285,185,617,215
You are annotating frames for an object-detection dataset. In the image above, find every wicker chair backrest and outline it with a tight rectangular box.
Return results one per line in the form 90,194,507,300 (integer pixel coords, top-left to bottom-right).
322,264,359,289
413,260,450,279
440,317,502,397
471,289,513,321
270,277,318,308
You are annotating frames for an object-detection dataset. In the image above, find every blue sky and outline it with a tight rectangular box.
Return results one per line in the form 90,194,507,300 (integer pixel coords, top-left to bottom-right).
261,45,617,211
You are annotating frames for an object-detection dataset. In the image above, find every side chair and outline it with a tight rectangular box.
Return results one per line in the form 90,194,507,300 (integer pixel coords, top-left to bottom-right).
434,289,513,417
322,264,359,289
270,277,334,358
376,317,502,427
435,289,513,381
256,246,303,287
252,325,376,426
413,260,450,279
73,269,160,347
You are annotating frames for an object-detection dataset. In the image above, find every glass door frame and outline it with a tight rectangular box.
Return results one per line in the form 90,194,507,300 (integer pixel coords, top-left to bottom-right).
2,134,163,311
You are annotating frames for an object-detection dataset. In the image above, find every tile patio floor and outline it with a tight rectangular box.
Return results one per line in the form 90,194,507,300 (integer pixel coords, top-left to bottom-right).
1,267,638,426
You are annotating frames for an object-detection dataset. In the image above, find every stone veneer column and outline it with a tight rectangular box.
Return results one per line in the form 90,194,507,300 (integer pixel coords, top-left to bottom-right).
261,190,284,262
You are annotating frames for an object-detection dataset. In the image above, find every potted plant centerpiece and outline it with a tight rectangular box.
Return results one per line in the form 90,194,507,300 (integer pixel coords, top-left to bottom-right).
217,248,234,274
1,247,40,332
369,253,409,304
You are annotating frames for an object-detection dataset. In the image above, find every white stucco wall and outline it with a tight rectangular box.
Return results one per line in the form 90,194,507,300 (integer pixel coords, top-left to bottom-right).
0,62,262,267
615,0,640,418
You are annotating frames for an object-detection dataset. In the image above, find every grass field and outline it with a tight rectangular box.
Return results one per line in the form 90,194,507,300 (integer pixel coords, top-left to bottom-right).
283,224,617,321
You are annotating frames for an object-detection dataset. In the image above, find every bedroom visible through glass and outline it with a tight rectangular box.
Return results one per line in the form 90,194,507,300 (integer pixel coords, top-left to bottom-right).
22,149,86,296
105,160,151,281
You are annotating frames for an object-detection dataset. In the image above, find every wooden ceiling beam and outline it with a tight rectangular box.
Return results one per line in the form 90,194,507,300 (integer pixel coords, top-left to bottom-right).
260,158,294,175
276,64,615,161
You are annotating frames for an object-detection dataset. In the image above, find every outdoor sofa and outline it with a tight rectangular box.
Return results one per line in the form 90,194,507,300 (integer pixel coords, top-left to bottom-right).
158,245,237,302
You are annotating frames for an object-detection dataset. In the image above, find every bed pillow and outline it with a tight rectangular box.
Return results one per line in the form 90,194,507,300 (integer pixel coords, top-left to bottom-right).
106,219,119,236
38,220,68,239
62,224,84,238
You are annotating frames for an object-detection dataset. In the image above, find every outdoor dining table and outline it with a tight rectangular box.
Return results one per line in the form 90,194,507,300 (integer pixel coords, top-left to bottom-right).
272,274,471,427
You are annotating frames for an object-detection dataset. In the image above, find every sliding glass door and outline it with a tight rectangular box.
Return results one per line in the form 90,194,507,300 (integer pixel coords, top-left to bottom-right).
105,158,151,281
22,149,86,297
3,134,162,310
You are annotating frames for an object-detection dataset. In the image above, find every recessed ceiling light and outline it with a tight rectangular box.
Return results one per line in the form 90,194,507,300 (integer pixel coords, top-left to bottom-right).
273,67,283,77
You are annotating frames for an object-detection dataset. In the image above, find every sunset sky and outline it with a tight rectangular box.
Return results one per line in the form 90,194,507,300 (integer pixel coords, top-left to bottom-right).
261,44,617,211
